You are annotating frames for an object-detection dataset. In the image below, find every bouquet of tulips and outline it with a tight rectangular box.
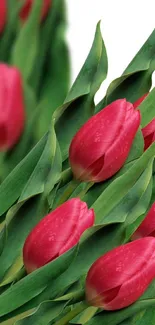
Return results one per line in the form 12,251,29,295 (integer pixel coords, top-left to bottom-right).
0,1,155,325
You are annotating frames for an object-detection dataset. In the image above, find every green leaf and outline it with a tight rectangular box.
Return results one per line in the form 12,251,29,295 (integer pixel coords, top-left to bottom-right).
35,21,70,140
30,0,69,93
138,87,155,127
0,3,22,62
119,307,155,325
0,135,47,217
55,22,108,161
11,0,42,81
14,301,67,325
0,245,78,317
126,128,144,163
92,143,155,224
70,306,98,324
0,197,40,283
96,28,155,112
124,178,152,242
98,160,153,226
18,126,57,202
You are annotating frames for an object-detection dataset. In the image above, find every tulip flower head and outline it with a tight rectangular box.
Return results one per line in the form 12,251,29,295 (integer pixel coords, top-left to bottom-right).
0,64,25,151
86,237,155,310
69,99,140,182
20,0,51,22
132,202,155,240
23,198,94,273
0,0,6,33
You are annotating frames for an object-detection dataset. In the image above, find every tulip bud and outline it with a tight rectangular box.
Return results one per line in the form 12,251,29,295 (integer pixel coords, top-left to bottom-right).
23,198,94,273
69,99,140,182
20,0,51,22
0,0,6,34
86,237,155,310
0,64,25,151
132,203,155,240
142,119,155,151
133,93,148,109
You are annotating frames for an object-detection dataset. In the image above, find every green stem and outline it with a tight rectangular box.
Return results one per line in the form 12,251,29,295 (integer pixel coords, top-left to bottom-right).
56,178,80,206
54,301,88,325
55,289,85,304
78,182,94,200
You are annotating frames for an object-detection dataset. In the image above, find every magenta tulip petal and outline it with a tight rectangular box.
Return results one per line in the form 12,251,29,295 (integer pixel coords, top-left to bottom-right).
94,104,140,181
60,203,94,255
0,64,25,151
0,0,6,34
70,99,140,182
23,198,95,273
69,99,127,180
86,237,155,310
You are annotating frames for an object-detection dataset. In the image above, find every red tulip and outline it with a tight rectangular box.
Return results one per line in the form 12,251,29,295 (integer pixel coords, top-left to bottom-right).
86,237,155,310
133,93,148,109
23,198,94,273
0,64,25,151
20,0,51,22
0,0,6,34
132,203,155,240
142,119,155,151
69,99,140,182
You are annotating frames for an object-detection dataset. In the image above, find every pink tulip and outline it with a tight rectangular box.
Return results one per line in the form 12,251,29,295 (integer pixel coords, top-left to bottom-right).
0,64,25,151
142,119,155,150
69,99,140,182
20,0,51,22
23,198,94,273
132,203,155,240
0,0,6,33
86,237,155,310
133,93,148,109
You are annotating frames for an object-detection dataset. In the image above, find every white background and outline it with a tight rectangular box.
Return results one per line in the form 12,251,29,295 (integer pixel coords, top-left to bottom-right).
66,0,155,103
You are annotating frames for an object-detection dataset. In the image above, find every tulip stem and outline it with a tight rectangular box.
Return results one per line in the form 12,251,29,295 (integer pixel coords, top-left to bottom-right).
55,288,85,303
56,179,94,208
56,178,80,206
78,181,94,200
54,301,88,325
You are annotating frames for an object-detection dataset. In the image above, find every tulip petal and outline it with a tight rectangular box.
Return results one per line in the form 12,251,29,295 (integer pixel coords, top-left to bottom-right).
0,125,7,149
0,65,25,151
70,99,127,180
23,198,94,273
86,237,155,310
93,104,140,181
23,199,81,272
0,0,6,34
59,205,94,255
105,264,155,310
